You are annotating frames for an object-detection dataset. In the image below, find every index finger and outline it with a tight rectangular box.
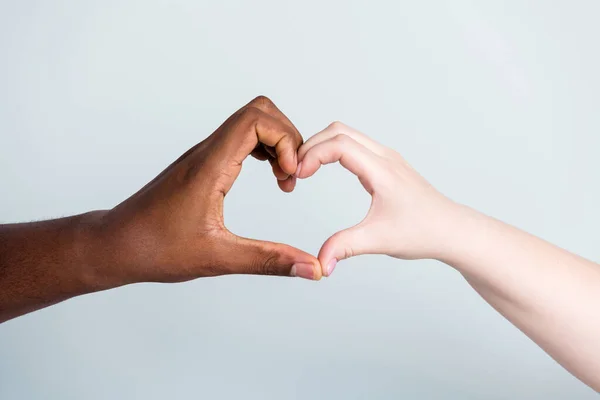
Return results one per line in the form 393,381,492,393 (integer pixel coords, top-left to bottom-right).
243,96,304,187
296,134,381,194
298,121,388,161
208,106,303,195
246,96,303,138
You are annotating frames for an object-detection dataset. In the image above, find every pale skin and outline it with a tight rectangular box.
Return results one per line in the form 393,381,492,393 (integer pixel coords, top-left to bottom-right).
297,121,600,392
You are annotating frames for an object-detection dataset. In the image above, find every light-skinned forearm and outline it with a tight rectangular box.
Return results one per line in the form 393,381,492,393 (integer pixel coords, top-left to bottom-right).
297,122,600,391
440,204,600,391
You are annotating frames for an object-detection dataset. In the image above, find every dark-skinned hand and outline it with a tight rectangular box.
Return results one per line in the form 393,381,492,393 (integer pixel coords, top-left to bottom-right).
95,96,322,287
0,96,321,323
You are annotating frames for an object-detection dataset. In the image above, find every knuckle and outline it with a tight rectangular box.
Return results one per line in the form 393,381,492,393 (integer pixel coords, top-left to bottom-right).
280,131,296,145
333,133,352,146
240,105,261,120
239,106,262,127
343,246,354,260
253,252,282,276
328,120,346,132
251,95,274,108
385,147,403,162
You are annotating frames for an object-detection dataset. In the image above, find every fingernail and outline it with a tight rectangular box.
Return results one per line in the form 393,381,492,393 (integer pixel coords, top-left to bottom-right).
326,259,338,276
290,262,314,280
294,161,303,178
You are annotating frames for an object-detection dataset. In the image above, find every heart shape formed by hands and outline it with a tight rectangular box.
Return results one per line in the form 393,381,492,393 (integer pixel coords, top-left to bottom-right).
98,96,448,289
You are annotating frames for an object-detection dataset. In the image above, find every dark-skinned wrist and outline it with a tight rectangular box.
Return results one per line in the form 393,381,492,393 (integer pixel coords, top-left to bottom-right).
74,210,135,293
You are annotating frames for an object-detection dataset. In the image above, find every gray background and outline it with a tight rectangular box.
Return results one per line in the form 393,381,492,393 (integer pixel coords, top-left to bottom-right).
0,1,598,398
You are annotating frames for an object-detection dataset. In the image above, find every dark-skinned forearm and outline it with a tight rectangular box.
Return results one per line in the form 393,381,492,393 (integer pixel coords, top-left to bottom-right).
0,211,113,323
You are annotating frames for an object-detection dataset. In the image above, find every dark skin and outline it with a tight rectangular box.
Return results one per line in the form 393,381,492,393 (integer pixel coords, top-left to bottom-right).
0,96,322,324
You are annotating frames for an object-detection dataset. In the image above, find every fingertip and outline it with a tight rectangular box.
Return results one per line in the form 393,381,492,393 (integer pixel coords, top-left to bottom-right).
279,149,298,176
297,144,308,162
317,241,340,276
277,176,296,192
296,158,318,179
287,247,321,281
325,258,338,277
313,260,323,281
318,255,330,277
271,160,290,181
290,259,322,281
294,161,303,178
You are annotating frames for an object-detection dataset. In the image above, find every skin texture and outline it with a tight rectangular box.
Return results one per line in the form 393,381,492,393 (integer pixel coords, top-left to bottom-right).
297,122,600,392
0,96,321,324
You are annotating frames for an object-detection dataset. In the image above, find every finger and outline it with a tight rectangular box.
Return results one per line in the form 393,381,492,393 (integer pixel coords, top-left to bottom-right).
298,121,387,161
253,148,295,188
277,175,296,193
246,95,303,140
254,114,300,176
269,158,290,181
210,107,302,194
318,226,366,277
318,221,378,277
245,96,304,171
296,134,380,194
222,234,322,281
237,108,300,176
244,97,304,175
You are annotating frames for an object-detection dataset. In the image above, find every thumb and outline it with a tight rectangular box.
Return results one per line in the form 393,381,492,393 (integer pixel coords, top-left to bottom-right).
318,221,375,277
222,234,322,281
